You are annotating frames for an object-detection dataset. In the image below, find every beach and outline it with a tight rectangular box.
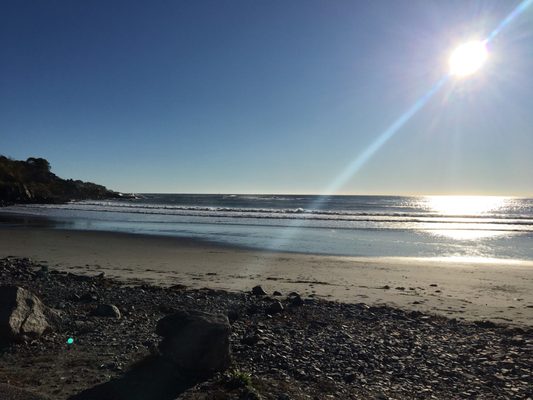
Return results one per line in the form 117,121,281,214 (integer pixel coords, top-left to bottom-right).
1,251,532,399
1,226,532,326
4,1,533,397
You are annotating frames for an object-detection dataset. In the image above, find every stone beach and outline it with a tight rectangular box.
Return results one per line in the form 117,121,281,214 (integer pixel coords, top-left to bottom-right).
0,257,531,399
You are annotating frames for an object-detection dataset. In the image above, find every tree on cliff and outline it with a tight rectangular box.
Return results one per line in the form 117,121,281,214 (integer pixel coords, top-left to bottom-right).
0,155,119,205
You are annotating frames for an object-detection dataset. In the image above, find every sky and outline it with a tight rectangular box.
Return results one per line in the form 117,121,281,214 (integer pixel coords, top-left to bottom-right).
1,0,532,195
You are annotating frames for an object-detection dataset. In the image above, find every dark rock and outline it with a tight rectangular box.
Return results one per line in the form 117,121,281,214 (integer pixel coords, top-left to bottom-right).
92,304,121,319
273,291,282,296
343,372,357,383
158,304,177,314
0,285,55,343
156,309,231,377
169,284,187,291
36,269,49,280
69,293,81,301
246,304,260,315
239,387,261,400
80,292,98,303
474,320,497,328
289,294,304,307
241,333,260,346
227,309,240,324
266,301,284,314
251,286,267,296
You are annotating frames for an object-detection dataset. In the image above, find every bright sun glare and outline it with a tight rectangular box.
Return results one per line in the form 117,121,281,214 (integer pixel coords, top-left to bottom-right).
449,41,488,77
426,196,505,216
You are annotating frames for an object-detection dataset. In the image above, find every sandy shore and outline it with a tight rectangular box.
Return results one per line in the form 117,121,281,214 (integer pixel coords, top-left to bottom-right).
0,226,532,326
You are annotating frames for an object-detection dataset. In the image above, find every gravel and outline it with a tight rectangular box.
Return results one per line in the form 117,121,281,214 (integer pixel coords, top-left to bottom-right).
0,257,531,400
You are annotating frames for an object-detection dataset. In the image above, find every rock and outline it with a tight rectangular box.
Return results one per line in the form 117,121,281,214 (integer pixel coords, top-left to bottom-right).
241,333,260,346
246,304,260,315
80,292,98,303
156,309,231,377
266,301,284,314
240,387,261,399
227,309,240,324
92,304,121,319
158,304,177,314
273,291,282,296
251,285,267,296
289,294,304,307
169,284,187,291
0,285,55,344
474,320,497,328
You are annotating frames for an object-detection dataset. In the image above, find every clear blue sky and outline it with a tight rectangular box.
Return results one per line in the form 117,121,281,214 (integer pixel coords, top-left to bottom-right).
1,0,532,195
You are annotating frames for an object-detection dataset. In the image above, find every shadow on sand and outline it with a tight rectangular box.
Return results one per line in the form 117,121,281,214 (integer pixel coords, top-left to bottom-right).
68,355,199,400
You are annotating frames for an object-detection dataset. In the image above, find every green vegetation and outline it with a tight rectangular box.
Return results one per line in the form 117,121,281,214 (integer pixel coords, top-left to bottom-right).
0,155,120,205
225,369,253,389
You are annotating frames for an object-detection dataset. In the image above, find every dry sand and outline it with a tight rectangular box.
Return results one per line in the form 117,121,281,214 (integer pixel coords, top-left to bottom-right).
0,226,532,326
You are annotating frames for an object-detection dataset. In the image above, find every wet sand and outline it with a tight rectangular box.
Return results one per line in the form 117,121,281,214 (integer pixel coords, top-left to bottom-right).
0,226,532,326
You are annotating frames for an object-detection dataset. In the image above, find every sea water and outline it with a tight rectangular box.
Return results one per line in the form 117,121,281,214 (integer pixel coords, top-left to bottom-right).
1,194,532,261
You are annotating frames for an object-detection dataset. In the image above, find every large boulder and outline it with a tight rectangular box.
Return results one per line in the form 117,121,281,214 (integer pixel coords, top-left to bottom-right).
156,310,231,377
0,286,55,344
92,304,121,319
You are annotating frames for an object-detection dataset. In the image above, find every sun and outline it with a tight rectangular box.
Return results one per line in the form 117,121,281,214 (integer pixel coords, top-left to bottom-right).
449,40,488,77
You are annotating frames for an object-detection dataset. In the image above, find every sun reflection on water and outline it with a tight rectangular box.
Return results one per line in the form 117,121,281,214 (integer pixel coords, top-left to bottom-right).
425,196,507,216
423,196,509,240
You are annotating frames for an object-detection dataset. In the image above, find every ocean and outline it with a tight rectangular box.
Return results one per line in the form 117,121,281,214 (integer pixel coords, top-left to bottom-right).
1,194,532,262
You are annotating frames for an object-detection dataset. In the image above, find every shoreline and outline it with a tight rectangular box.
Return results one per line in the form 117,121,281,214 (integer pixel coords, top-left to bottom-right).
0,225,532,326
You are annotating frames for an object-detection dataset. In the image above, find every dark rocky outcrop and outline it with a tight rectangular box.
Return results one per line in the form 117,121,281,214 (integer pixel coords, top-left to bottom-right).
0,155,121,205
156,310,231,378
0,285,57,344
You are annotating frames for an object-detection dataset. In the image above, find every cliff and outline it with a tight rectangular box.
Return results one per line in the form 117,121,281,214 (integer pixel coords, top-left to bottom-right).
0,156,121,205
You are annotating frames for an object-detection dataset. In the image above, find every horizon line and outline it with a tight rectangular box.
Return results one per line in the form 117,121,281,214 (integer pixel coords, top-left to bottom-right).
121,191,533,198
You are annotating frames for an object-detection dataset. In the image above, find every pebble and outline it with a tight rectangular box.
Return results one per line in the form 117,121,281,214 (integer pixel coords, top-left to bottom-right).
0,257,531,400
